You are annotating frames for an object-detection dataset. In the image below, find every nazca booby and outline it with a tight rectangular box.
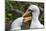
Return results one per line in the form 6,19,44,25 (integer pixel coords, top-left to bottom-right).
10,5,44,31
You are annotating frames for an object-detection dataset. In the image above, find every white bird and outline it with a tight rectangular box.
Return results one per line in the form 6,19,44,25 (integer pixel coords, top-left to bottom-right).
28,5,44,28
10,5,44,31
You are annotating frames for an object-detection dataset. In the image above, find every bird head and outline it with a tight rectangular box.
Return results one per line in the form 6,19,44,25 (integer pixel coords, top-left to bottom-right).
22,5,40,17
28,5,40,18
22,5,40,22
28,5,40,14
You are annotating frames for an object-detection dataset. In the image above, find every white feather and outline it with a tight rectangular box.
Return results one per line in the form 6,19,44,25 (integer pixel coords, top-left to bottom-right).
28,5,43,28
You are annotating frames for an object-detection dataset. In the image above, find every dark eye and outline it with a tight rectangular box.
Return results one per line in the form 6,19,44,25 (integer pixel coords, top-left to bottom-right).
28,9,33,12
28,9,31,11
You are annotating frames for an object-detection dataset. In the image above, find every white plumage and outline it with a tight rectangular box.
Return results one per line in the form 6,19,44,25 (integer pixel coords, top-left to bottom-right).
28,5,43,28
10,5,43,31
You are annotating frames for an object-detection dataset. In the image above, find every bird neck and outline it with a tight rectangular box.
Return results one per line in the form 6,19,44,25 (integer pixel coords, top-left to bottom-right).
32,11,40,21
32,16,38,21
31,12,41,25
32,16,40,24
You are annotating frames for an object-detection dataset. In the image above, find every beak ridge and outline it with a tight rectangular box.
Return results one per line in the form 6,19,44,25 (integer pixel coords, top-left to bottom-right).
22,10,32,17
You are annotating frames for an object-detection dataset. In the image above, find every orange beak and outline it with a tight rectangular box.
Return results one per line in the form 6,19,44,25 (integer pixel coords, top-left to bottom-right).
22,10,31,17
22,10,32,22
23,17,32,22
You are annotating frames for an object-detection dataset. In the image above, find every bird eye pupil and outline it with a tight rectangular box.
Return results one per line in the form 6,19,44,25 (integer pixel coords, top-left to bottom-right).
28,9,31,11
28,9,34,12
